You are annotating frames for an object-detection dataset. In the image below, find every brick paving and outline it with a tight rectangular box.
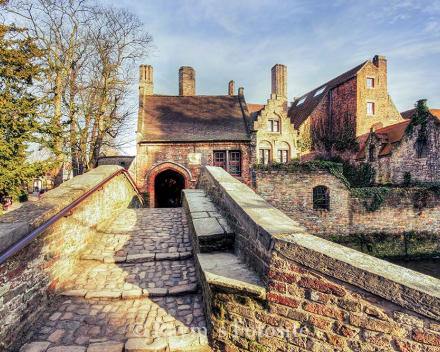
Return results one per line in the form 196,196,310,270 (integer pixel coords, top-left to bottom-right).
15,208,211,352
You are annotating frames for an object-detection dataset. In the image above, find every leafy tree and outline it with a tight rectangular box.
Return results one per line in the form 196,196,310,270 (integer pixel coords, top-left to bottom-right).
6,0,154,180
0,24,51,196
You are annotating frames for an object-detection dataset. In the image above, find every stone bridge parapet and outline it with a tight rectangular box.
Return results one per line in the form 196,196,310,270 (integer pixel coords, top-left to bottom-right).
196,166,440,352
0,166,143,350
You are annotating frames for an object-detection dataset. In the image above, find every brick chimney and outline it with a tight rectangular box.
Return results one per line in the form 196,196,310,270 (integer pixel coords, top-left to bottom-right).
139,65,153,96
179,66,195,96
271,64,287,101
238,87,244,95
228,80,235,95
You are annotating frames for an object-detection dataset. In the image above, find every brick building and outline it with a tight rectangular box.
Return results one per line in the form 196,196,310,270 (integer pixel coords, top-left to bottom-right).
135,65,252,208
247,64,299,164
288,55,403,159
356,99,440,184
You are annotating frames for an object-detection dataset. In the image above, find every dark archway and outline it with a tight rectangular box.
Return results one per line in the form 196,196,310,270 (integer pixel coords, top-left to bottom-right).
154,170,185,208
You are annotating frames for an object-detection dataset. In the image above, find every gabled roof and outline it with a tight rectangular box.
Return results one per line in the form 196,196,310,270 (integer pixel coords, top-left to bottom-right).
355,120,410,159
288,61,368,129
140,95,250,142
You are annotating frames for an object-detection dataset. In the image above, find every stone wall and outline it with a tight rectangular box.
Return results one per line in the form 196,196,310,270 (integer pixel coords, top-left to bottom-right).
197,166,440,352
254,167,440,255
136,141,252,207
383,115,440,184
0,166,143,350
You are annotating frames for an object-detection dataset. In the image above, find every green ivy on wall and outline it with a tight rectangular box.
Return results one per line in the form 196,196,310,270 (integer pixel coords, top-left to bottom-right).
405,99,430,141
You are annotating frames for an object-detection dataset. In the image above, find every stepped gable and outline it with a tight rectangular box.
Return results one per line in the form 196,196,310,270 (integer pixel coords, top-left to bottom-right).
288,61,368,129
356,120,410,159
141,95,250,142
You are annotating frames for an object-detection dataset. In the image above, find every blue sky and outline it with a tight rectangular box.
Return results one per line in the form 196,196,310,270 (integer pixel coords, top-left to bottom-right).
107,0,440,112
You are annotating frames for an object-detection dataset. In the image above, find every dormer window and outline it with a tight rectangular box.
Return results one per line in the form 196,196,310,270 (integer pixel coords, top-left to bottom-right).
268,119,280,132
367,77,375,88
296,97,306,106
313,86,326,97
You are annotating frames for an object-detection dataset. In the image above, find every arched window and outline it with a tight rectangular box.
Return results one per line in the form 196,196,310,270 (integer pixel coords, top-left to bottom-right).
277,142,290,163
258,141,272,165
313,186,330,211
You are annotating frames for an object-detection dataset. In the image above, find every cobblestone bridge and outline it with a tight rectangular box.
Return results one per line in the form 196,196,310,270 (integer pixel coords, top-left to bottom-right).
13,208,210,352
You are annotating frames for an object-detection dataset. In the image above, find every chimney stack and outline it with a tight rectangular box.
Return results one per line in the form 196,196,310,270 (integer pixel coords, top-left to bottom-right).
238,87,244,95
271,64,287,101
139,65,153,96
228,80,235,95
372,55,387,92
179,66,195,96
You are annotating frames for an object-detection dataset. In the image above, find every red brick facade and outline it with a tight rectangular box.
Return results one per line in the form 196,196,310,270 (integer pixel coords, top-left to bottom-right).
136,142,251,207
290,55,403,159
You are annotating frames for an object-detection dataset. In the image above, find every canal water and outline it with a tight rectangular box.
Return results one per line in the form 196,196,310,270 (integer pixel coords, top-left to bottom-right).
388,257,440,280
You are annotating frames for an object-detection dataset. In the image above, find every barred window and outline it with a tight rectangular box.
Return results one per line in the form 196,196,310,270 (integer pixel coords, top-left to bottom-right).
313,186,330,211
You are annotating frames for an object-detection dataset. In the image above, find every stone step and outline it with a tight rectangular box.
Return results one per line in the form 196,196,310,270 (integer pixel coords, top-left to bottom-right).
197,252,266,299
81,250,193,264
183,190,235,253
125,334,211,352
58,259,199,299
81,207,192,263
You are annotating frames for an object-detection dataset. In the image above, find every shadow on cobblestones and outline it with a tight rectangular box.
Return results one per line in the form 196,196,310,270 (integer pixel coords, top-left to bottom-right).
12,208,210,352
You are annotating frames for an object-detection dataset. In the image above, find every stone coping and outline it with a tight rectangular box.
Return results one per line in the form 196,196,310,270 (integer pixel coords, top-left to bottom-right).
0,166,143,255
197,252,266,299
201,166,440,319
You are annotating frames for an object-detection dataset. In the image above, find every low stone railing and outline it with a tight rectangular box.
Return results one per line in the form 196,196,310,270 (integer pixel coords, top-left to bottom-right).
197,166,440,352
0,166,143,349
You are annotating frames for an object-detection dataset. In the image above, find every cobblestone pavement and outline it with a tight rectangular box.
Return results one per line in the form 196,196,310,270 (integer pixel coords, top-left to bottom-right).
15,208,211,352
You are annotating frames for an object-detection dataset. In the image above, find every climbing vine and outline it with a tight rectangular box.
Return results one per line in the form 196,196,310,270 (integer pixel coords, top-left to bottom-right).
405,99,430,141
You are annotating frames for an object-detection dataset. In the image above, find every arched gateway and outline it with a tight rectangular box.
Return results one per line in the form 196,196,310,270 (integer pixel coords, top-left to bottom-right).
154,170,185,208
145,162,193,208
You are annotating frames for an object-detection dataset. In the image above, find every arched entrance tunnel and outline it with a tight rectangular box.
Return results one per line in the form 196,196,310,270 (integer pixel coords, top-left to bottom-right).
154,169,185,208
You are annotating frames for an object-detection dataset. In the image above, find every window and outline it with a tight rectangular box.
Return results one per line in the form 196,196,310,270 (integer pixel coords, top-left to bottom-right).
369,145,375,162
268,120,280,132
416,139,427,158
229,151,241,176
213,151,241,176
313,86,326,97
313,186,330,211
367,102,375,115
366,77,375,88
259,149,270,165
296,97,306,106
277,150,288,163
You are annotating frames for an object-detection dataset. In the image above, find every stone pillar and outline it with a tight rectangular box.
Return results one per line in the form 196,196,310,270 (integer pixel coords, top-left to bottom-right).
271,64,287,101
179,66,195,96
139,65,153,96
228,80,235,95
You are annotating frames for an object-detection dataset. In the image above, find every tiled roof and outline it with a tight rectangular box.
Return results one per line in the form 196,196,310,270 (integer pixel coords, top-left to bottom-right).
288,61,368,129
247,104,265,113
246,103,265,125
430,109,440,121
401,108,440,122
140,95,250,142
355,120,410,159
400,108,415,120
